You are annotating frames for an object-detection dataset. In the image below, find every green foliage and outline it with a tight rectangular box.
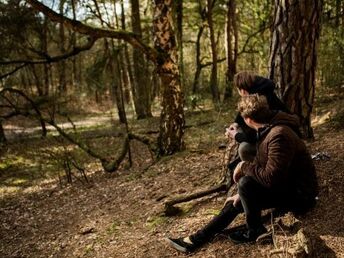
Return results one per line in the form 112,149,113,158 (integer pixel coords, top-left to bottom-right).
106,221,121,235
146,215,168,230
318,1,344,89
186,94,204,110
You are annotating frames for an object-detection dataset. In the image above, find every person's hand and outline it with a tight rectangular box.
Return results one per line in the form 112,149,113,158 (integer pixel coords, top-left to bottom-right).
225,123,239,139
224,194,240,207
233,161,245,183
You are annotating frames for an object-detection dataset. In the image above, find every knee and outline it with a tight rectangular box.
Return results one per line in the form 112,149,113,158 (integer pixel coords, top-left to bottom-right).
238,142,256,162
238,176,256,194
238,176,252,188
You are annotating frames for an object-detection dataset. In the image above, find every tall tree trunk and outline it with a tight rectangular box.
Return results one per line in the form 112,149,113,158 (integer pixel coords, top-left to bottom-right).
71,0,78,91
192,2,206,94
108,43,127,124
131,0,152,119
0,120,6,144
175,0,184,89
42,16,50,96
153,0,185,155
58,0,67,96
269,0,322,138
206,0,220,107
29,64,43,96
119,0,131,103
192,25,204,94
223,0,238,101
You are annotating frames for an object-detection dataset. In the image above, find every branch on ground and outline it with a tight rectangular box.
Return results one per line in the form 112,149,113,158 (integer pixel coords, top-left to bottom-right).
164,183,229,216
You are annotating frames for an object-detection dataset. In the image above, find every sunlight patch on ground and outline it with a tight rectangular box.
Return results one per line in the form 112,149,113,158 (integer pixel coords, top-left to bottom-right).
312,111,332,127
0,186,21,197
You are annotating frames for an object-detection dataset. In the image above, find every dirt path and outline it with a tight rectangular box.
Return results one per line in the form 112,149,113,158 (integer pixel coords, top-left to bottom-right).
3,114,113,140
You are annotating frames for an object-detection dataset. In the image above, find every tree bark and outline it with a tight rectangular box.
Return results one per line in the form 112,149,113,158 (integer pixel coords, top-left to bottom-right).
58,0,67,96
223,0,238,101
42,16,50,96
206,0,220,107
192,25,204,94
0,120,6,144
269,0,322,138
175,0,184,89
153,0,185,155
119,0,131,104
192,1,206,94
130,0,153,119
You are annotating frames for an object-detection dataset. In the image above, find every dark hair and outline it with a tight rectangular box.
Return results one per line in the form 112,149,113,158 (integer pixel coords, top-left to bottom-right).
233,71,257,91
237,94,273,123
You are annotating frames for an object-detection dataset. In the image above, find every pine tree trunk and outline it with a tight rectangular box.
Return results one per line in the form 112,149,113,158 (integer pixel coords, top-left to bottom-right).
0,120,6,144
131,0,152,119
71,0,77,91
207,0,220,107
42,17,50,96
175,0,184,89
58,0,67,96
269,0,322,138
120,0,130,103
223,0,238,101
192,2,206,94
153,0,185,155
112,50,127,124
192,25,204,94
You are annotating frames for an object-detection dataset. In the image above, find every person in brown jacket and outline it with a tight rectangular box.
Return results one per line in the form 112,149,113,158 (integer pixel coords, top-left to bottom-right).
166,95,318,253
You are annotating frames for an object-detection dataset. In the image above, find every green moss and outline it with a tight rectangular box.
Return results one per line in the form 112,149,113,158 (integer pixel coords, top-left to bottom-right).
205,208,221,216
106,221,121,235
146,215,168,230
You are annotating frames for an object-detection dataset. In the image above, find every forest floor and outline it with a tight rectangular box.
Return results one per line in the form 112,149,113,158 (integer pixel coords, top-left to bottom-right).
0,89,343,258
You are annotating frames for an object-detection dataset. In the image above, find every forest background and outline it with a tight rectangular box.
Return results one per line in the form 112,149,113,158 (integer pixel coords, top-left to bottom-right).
0,0,343,257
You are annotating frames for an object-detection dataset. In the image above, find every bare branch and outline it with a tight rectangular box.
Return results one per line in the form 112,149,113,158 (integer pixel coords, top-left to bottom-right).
238,23,270,56
26,0,158,62
200,57,226,68
0,37,96,65
0,64,28,80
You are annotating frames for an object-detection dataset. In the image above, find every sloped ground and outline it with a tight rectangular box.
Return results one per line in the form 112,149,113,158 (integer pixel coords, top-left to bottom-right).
0,93,343,258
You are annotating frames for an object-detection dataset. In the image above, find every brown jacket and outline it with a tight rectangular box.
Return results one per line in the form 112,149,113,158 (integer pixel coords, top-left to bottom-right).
241,112,318,199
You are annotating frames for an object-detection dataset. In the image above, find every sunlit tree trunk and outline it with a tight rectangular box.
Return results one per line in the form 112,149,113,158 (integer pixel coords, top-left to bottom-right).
153,0,185,155
269,0,322,138
131,0,152,119
223,0,238,101
206,0,220,107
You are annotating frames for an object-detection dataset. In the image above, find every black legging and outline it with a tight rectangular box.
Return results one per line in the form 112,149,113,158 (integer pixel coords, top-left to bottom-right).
190,176,314,246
